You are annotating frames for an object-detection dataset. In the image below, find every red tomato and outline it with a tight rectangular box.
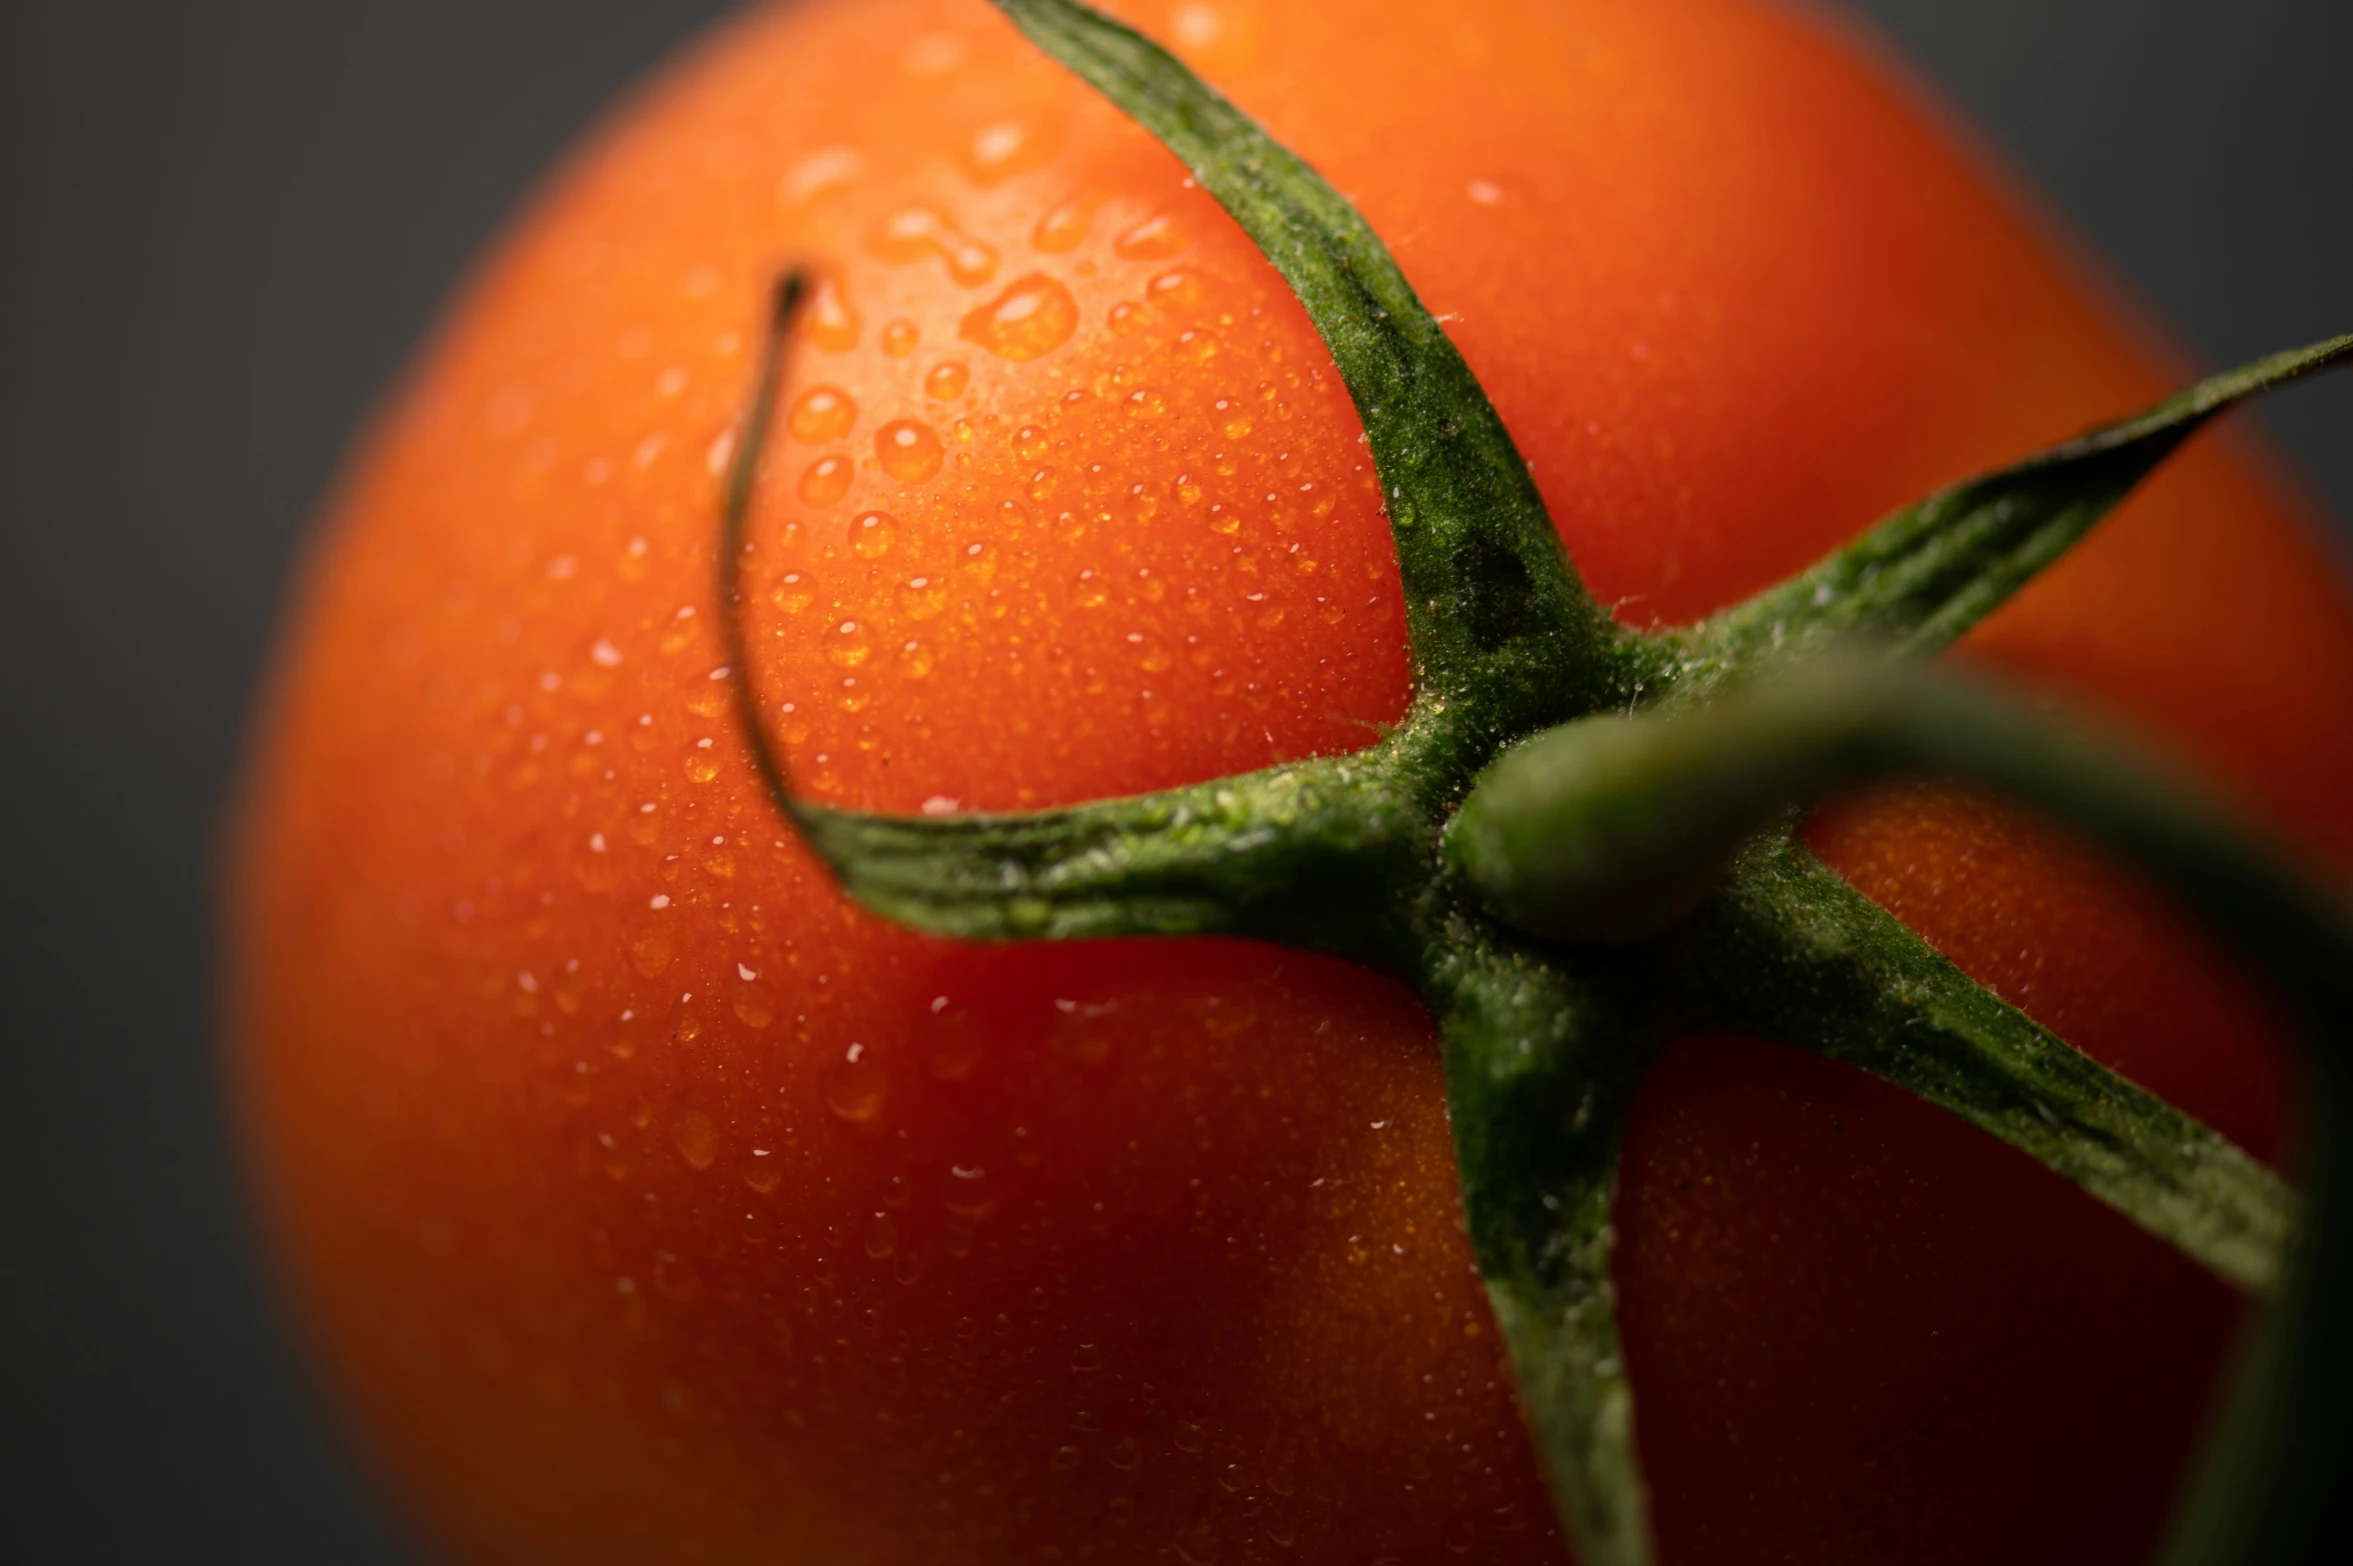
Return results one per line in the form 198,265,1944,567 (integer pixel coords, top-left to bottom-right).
231,0,2353,1561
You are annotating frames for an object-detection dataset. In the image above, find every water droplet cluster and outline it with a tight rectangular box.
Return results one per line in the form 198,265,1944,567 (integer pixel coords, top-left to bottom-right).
242,0,1562,1558
737,150,1413,814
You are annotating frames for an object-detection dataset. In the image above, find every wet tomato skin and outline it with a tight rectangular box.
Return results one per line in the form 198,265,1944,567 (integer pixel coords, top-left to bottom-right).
233,1,2353,1562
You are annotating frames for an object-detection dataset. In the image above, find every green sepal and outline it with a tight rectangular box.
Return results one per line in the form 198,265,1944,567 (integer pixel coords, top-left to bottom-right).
1658,334,2353,697
1424,932,1657,1566
790,754,1423,962
1688,829,2295,1295
989,0,1627,741
1452,659,2309,1292
1444,654,2353,1561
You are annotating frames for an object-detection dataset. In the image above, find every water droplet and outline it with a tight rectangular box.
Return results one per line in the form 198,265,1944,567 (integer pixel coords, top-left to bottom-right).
804,277,861,351
1466,178,1504,207
896,640,935,679
617,535,650,582
1172,3,1225,50
734,982,775,1028
1223,413,1253,439
1013,426,1050,462
1108,1495,1135,1524
826,619,871,668
960,540,997,584
902,30,967,75
849,512,898,560
743,1151,781,1194
1125,388,1166,420
924,1001,982,1080
825,1047,888,1123
1114,212,1188,259
659,609,702,657
788,385,857,443
1071,1340,1106,1372
891,1249,923,1284
1050,1443,1083,1472
875,420,943,483
964,119,1047,184
1049,997,1119,1062
961,274,1078,361
1147,267,1206,312
602,1019,640,1069
879,318,920,357
1032,200,1093,253
684,752,720,784
628,914,675,977
1308,1177,1360,1221
1174,1419,1206,1453
864,1212,898,1258
799,455,853,507
674,1111,719,1170
1027,467,1058,502
924,361,971,400
1107,300,1145,335
898,576,946,620
1176,474,1204,506
780,145,863,207
943,1164,996,1218
869,204,999,285
1108,1436,1140,1470
1175,328,1218,364
771,573,814,614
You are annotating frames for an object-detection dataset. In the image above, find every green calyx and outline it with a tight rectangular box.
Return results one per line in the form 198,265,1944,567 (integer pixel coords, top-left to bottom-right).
712,2,2353,1561
1451,659,2353,1566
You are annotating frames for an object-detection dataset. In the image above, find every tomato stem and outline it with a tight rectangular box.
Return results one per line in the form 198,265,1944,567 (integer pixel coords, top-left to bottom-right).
716,269,808,841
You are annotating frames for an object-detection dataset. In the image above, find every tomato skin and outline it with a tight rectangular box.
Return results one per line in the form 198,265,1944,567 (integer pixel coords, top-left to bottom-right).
232,2,2353,1564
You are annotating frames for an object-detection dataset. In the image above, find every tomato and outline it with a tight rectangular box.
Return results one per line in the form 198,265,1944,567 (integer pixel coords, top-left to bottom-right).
231,0,2353,1561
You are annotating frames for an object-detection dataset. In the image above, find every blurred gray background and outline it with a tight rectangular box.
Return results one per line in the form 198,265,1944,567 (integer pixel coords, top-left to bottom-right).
2,0,2346,1558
